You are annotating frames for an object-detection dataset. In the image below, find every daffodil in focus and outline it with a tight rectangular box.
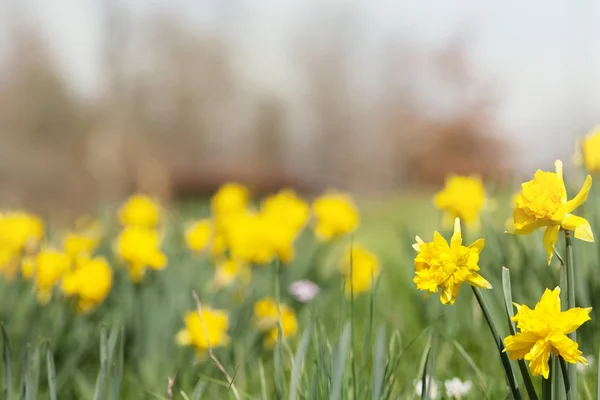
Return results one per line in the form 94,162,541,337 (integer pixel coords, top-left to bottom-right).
503,287,591,378
312,193,359,241
580,125,600,173
212,258,251,289
434,175,485,229
176,309,230,354
62,256,112,312
116,226,167,283
339,245,380,295
118,194,161,228
0,211,44,278
185,219,213,253
413,218,491,305
211,183,249,218
510,160,593,264
25,248,70,303
252,297,298,348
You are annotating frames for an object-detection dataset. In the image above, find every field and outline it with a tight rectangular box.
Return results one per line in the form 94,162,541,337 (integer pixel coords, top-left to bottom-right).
1,175,600,400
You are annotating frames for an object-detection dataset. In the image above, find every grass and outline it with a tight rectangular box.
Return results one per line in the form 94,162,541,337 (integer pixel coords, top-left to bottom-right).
1,188,600,399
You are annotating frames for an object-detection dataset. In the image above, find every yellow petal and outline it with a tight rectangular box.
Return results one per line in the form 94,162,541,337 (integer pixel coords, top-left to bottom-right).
555,160,568,204
467,273,492,289
561,214,594,242
563,175,592,214
175,329,192,346
526,339,552,378
468,238,485,254
543,225,560,265
557,307,592,334
504,331,539,360
450,218,462,257
547,333,584,364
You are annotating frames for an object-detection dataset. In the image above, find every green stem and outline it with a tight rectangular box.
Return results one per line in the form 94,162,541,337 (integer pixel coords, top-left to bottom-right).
542,356,553,400
471,286,522,400
565,230,577,400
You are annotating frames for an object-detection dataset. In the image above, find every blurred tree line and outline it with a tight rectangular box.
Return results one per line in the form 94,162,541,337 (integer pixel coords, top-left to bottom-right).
0,3,510,218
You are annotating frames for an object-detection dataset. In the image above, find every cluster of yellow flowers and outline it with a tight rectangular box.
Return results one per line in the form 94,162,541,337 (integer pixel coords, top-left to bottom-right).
17,216,112,312
177,183,379,354
115,195,167,283
184,184,361,286
0,211,44,278
423,148,596,380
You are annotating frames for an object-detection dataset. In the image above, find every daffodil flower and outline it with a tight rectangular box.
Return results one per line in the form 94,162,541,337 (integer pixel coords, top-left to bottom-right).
510,160,593,264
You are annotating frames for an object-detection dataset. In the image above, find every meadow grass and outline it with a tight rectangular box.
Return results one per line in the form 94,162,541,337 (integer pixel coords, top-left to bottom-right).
1,190,600,399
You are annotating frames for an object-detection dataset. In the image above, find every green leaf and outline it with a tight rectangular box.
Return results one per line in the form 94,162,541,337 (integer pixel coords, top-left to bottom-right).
46,347,57,400
94,327,108,400
330,322,351,400
371,326,386,400
289,326,312,400
1,324,12,400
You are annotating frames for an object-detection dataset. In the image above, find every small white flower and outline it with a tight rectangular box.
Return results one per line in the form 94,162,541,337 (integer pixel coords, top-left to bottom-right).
577,355,594,373
288,280,320,303
414,376,439,399
444,377,472,398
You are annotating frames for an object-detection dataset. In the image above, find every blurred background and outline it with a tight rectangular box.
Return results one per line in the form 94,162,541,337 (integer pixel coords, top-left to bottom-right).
0,0,599,217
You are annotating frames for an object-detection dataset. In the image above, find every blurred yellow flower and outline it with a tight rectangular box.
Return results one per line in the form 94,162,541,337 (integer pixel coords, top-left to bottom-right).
62,256,112,312
25,248,71,304
0,211,44,278
312,193,359,241
511,160,593,264
116,227,167,283
434,175,485,229
252,297,298,347
118,194,161,228
64,231,101,262
227,211,276,265
185,219,213,253
504,287,591,378
213,258,251,289
413,218,491,305
262,189,310,234
211,183,249,218
581,126,600,173
339,245,380,295
176,309,230,354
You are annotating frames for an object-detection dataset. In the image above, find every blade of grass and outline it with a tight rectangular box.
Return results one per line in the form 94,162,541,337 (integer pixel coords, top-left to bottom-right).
502,267,538,400
597,347,600,400
109,327,125,400
372,326,385,400
25,342,41,400
559,356,570,397
419,339,432,400
258,360,268,400
542,356,553,400
1,324,12,400
191,380,207,400
289,326,312,400
94,327,108,400
46,347,57,400
329,322,351,400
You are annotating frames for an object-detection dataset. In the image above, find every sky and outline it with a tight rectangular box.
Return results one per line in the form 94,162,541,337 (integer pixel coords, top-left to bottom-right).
3,0,600,173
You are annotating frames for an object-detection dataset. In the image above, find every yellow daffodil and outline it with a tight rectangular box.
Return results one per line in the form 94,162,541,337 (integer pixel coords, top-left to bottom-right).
504,287,591,378
213,258,251,289
211,183,249,218
116,226,167,283
312,193,359,241
261,189,310,234
118,194,161,228
339,245,380,295
176,309,230,354
413,218,491,305
510,160,593,264
226,211,276,264
185,219,213,253
434,175,486,229
252,297,298,347
580,126,600,173
26,248,71,303
62,256,112,312
0,211,44,279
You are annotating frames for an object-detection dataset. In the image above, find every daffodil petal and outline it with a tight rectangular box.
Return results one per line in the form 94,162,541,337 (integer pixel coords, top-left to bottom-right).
557,307,592,334
525,339,552,378
468,238,485,253
466,273,492,289
504,331,539,360
563,175,592,214
562,214,594,242
547,333,584,364
543,225,560,265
